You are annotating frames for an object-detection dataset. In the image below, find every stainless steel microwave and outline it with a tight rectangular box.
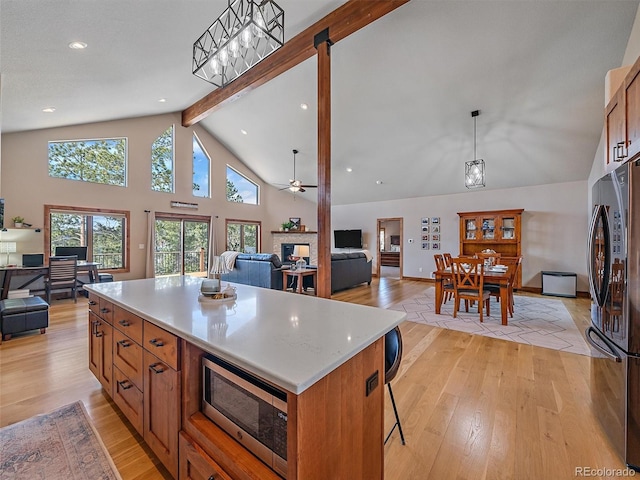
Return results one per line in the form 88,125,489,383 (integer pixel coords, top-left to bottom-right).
202,355,288,477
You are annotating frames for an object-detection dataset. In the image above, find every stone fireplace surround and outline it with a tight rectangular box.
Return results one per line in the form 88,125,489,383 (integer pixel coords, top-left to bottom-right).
272,231,318,266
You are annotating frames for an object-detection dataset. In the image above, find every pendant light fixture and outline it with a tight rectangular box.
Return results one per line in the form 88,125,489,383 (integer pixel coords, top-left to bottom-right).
465,110,486,189
192,0,284,89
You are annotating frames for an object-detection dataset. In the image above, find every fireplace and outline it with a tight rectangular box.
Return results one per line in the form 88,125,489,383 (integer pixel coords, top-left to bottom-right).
281,243,310,265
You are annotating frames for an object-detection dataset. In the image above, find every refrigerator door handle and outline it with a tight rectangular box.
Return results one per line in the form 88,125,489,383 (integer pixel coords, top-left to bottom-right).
587,204,611,308
585,326,622,362
587,205,599,301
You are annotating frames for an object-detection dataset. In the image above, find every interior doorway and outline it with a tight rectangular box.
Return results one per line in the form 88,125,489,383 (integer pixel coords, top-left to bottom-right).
377,217,403,279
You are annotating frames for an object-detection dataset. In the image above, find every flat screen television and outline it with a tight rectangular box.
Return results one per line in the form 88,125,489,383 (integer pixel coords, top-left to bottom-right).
55,246,88,261
334,229,363,249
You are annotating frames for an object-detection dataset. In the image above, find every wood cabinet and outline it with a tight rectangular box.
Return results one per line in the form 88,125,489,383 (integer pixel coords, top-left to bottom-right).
182,338,385,480
144,350,181,478
605,55,640,168
458,209,524,288
88,294,113,396
179,432,233,480
88,303,181,478
380,251,400,267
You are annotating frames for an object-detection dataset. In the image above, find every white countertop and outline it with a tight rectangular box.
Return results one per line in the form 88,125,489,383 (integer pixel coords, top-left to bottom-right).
84,276,405,394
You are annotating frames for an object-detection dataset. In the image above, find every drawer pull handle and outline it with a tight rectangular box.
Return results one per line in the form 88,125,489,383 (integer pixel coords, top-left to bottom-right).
118,380,133,390
100,308,110,314
149,338,165,347
117,339,131,348
88,301,97,306
149,363,166,374
118,319,131,327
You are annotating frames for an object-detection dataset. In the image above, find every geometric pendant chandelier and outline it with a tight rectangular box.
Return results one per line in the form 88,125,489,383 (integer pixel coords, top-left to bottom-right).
192,0,284,89
465,109,486,189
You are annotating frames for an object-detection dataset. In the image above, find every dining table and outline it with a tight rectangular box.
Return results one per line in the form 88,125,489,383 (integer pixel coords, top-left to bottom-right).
434,267,512,325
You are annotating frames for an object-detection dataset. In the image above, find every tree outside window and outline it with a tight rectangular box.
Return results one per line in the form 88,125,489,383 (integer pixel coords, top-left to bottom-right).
151,126,174,192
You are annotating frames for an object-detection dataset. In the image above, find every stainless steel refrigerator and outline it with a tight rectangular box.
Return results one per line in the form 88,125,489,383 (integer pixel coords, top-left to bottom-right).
587,159,640,471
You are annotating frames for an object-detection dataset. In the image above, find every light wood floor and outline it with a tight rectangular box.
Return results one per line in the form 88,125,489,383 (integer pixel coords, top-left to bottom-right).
0,278,626,479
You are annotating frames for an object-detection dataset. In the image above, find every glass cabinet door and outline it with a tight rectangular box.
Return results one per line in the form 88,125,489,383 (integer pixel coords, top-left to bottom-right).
465,219,477,240
500,216,516,240
481,217,495,240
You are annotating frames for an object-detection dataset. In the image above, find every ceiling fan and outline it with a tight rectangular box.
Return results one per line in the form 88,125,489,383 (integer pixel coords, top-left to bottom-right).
279,149,317,193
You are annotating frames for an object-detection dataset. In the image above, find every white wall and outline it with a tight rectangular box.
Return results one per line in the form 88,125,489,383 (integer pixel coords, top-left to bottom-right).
333,180,588,292
0,112,316,280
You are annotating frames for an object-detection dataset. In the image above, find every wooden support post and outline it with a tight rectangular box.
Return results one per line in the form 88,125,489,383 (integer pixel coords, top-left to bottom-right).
316,29,332,299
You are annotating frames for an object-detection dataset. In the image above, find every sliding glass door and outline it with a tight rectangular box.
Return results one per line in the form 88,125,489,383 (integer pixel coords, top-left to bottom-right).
155,215,209,277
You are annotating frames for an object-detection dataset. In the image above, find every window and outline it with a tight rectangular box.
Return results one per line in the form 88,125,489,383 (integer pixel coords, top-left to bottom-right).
151,126,174,192
379,228,385,252
48,138,127,186
45,205,130,271
226,220,260,254
154,214,210,277
226,166,259,204
192,133,210,198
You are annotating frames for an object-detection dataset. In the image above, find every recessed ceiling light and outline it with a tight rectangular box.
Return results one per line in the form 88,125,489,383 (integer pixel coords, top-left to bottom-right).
241,129,248,135
346,167,353,173
376,180,383,185
42,107,56,113
158,98,167,103
68,41,87,50
300,103,308,110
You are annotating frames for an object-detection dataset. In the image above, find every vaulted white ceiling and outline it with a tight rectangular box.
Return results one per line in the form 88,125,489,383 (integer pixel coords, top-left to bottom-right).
1,0,638,205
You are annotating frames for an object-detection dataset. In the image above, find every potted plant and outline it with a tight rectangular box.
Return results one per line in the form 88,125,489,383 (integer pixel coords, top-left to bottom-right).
12,216,25,228
281,221,293,232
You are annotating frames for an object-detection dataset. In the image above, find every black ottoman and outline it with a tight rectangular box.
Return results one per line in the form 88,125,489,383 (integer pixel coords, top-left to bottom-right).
0,297,50,343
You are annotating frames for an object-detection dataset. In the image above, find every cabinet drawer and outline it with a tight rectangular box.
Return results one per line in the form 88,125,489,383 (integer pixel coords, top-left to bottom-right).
144,322,179,370
113,305,143,344
113,329,144,390
98,297,114,325
88,293,100,316
179,432,232,480
113,366,143,436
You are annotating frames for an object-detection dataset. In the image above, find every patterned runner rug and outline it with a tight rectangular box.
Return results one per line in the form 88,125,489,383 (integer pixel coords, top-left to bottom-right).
389,287,593,356
0,401,122,479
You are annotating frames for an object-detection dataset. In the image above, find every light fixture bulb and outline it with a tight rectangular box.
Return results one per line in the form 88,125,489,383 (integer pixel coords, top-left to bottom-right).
218,47,229,67
240,27,253,48
229,37,240,57
210,56,220,75
253,10,266,37
68,41,87,50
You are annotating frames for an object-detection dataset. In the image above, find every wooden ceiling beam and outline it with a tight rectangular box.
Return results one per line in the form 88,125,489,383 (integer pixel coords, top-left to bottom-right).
182,0,410,127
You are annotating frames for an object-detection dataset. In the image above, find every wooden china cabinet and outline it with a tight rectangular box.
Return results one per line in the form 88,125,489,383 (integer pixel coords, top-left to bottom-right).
458,208,524,288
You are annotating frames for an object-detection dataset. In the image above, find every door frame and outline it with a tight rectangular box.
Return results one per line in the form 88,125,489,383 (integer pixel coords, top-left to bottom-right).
376,217,403,279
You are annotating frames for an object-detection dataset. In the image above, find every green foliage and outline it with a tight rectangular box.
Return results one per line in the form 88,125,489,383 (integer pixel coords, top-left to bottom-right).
226,222,258,253
48,139,126,186
50,212,125,269
154,218,209,275
226,179,244,203
151,127,174,192
12,216,24,223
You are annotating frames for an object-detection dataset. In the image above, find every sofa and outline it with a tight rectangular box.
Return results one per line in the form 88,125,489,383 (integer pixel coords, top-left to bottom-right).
220,253,286,290
220,252,372,293
326,252,372,293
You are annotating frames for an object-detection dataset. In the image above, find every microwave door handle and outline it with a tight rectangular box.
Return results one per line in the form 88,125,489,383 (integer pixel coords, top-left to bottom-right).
585,326,622,362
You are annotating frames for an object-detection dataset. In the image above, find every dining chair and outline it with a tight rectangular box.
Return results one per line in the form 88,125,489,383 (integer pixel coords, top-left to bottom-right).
485,256,520,317
45,255,78,303
450,257,491,322
434,254,454,304
475,251,501,267
443,253,453,268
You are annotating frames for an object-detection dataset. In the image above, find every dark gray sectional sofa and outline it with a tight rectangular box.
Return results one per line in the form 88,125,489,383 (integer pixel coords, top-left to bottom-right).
220,252,372,293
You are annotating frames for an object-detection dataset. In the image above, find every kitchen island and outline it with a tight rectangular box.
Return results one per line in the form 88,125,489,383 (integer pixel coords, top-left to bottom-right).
85,276,405,480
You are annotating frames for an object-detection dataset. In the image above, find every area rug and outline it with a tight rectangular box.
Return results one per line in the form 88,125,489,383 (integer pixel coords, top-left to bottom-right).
389,287,593,356
0,401,122,479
